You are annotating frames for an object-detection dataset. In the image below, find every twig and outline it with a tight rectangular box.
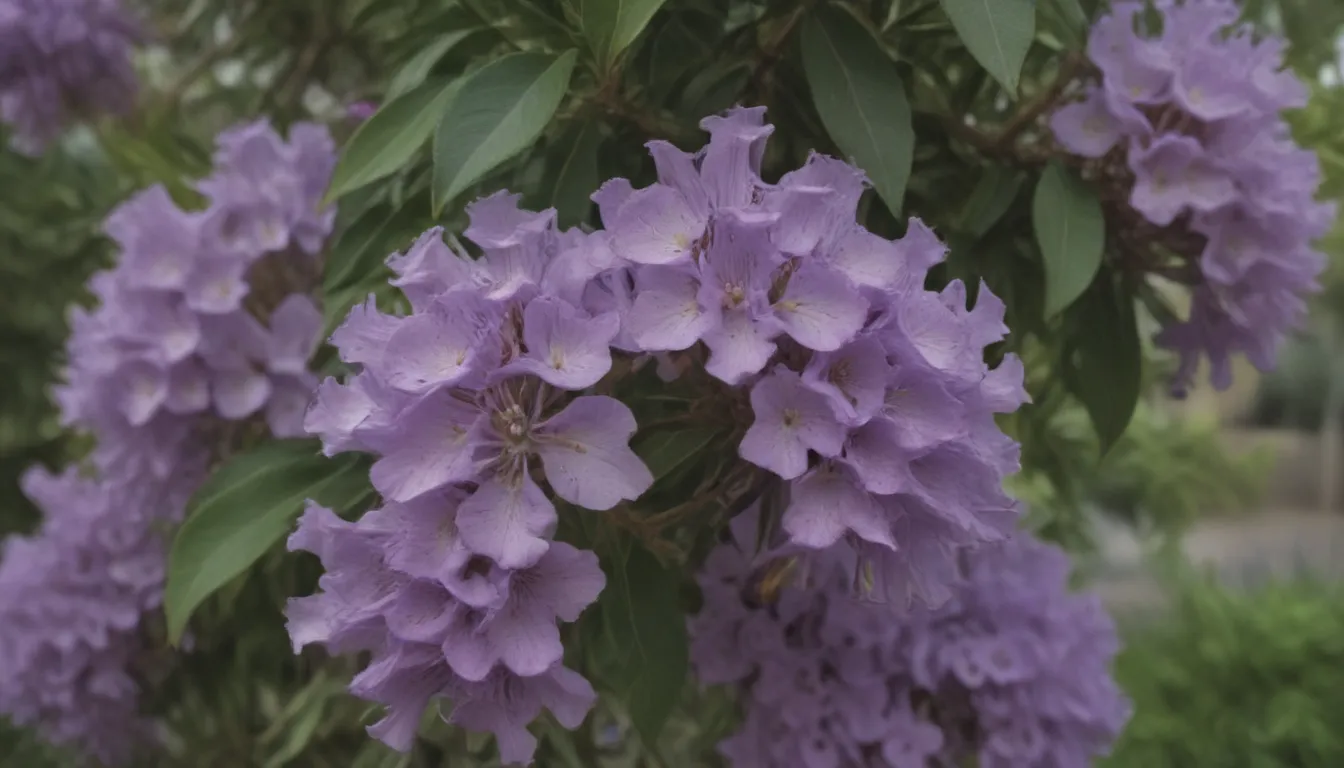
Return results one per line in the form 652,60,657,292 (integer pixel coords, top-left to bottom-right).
992,52,1086,150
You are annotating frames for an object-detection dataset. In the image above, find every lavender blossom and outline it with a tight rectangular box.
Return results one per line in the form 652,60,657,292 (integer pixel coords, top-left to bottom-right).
1050,0,1335,394
298,193,654,763
0,120,336,762
0,0,142,152
689,510,1130,768
297,106,1029,761
602,109,1028,609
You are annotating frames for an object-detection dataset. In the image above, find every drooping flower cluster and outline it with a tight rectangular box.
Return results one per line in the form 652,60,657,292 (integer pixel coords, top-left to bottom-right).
0,120,336,763
0,0,142,153
296,194,654,764
602,107,1029,607
689,510,1130,768
56,120,336,452
1050,0,1335,394
296,106,1030,762
0,463,199,765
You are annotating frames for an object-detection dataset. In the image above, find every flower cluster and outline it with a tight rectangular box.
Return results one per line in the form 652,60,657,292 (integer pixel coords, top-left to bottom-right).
0,463,198,765
0,120,336,762
0,0,142,153
689,510,1130,768
296,193,653,764
1050,0,1335,394
297,106,1030,763
603,107,1028,607
56,120,336,454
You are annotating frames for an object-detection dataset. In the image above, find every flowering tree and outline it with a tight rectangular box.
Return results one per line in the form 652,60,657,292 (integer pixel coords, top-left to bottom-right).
0,0,1333,766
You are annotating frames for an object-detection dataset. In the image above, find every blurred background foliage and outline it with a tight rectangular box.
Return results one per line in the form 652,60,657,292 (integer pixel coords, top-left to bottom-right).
3,0,1344,765
1107,573,1344,768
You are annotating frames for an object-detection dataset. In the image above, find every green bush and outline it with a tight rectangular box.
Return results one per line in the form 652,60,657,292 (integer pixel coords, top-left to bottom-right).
1107,575,1344,768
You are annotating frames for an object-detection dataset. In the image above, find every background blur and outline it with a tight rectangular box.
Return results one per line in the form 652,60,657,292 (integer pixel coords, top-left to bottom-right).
5,0,1344,765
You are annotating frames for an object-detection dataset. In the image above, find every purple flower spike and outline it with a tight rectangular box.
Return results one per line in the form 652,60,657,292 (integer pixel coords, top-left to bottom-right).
689,517,1130,768
1051,0,1332,393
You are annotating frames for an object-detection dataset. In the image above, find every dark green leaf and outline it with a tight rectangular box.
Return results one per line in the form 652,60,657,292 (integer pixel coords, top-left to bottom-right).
1033,161,1105,317
591,538,688,746
801,6,915,219
1038,0,1089,49
960,165,1025,238
1065,272,1141,455
386,29,480,100
939,0,1035,93
325,78,463,202
542,121,603,229
634,427,721,483
164,440,373,644
324,197,431,296
575,0,669,69
432,50,578,215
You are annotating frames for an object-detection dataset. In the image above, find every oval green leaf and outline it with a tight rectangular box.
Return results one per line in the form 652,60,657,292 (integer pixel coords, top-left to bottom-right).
325,77,462,203
541,121,603,228
431,50,578,215
576,0,669,69
801,6,915,219
1033,161,1105,317
939,0,1035,94
386,29,480,100
1065,270,1141,455
164,440,373,644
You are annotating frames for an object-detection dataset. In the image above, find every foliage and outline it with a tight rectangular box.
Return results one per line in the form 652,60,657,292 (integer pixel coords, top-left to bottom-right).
1107,573,1344,768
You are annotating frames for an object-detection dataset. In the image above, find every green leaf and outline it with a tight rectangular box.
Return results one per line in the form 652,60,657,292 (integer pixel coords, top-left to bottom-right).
960,164,1025,238
801,6,915,219
938,0,1035,93
1033,161,1105,317
575,0,669,69
542,121,603,229
591,538,688,746
386,29,480,100
432,50,578,215
325,77,462,203
324,197,431,296
164,440,373,644
1039,0,1089,49
634,427,720,483
1065,271,1141,455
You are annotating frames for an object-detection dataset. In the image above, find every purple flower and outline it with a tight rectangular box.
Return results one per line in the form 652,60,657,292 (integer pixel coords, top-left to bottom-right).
1052,0,1333,394
0,0,142,152
689,516,1130,767
0,120,337,762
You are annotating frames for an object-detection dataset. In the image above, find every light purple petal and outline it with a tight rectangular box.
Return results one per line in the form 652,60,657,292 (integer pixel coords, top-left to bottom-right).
368,394,482,502
773,264,869,352
212,367,272,419
266,294,322,375
505,297,619,389
703,309,777,385
739,367,846,479
625,266,710,351
456,475,556,569
610,184,707,265
534,396,652,510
